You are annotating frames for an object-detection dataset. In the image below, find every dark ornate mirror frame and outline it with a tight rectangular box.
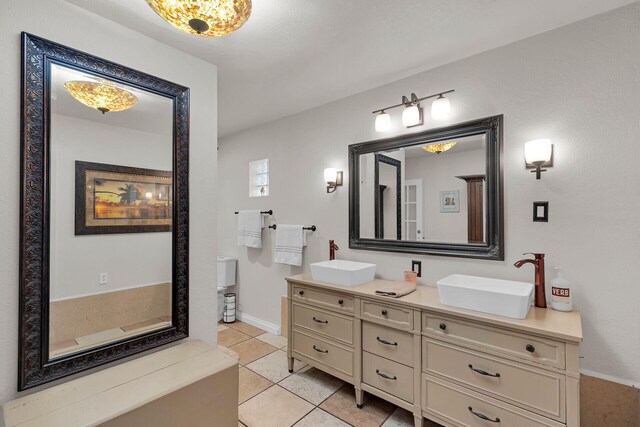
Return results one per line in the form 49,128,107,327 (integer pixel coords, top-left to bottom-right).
349,115,504,260
19,33,190,390
374,154,401,240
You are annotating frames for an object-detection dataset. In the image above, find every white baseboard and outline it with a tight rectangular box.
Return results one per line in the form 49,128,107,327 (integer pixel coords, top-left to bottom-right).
580,369,639,388
236,312,281,336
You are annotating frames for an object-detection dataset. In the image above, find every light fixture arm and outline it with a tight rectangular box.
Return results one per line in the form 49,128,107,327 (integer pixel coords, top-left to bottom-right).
372,89,455,114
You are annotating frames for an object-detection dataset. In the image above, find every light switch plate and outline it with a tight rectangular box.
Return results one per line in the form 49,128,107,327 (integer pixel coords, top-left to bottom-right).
99,272,108,285
533,201,549,222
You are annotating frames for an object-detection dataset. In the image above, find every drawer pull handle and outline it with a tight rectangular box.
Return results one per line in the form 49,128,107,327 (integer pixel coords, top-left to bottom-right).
313,317,328,324
526,344,535,353
468,407,500,423
313,345,328,353
468,364,501,378
338,299,344,305
298,290,304,296
439,323,447,331
381,310,388,316
376,337,398,346
375,369,397,380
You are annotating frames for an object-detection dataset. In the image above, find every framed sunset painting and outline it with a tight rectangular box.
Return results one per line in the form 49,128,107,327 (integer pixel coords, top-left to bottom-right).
75,161,172,235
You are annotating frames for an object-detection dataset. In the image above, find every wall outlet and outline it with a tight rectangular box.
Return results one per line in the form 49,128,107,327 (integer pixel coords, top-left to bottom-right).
411,260,422,278
99,272,108,285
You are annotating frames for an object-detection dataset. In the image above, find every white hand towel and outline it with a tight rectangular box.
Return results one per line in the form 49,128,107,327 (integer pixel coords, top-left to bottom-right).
274,225,305,266
237,210,264,248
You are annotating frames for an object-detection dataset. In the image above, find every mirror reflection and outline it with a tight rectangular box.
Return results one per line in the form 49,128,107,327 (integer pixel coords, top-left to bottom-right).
49,63,174,359
359,134,486,244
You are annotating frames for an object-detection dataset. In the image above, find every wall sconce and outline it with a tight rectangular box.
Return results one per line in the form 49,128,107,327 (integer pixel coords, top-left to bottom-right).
524,139,553,179
372,90,454,132
401,94,423,127
324,168,343,193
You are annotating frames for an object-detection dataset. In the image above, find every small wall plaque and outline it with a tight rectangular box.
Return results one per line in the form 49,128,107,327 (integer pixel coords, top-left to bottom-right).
533,201,549,222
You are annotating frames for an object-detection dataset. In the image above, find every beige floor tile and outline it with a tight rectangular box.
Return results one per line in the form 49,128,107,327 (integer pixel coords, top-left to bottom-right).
294,408,350,427
120,318,163,332
279,366,344,405
256,332,288,348
228,321,266,337
229,338,278,365
320,385,395,427
218,323,229,332
382,407,416,426
239,385,314,427
246,350,306,383
239,366,273,404
218,328,252,347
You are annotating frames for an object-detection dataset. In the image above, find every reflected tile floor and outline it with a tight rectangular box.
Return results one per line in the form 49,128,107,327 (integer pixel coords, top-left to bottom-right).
220,321,443,427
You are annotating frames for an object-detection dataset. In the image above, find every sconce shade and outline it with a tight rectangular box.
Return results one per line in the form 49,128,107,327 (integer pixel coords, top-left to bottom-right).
64,81,137,114
375,111,391,132
324,168,338,184
146,0,252,37
525,139,552,164
402,104,421,127
431,95,451,120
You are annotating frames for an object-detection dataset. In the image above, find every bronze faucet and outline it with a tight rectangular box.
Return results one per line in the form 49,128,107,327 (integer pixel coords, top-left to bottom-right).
514,253,547,308
329,240,339,260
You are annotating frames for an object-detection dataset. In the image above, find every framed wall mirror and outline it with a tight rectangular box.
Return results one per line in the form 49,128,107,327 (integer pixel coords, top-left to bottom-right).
19,33,190,390
349,115,503,260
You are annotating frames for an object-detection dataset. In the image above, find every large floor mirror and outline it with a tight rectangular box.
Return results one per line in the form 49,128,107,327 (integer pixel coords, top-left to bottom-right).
19,33,190,390
349,115,503,260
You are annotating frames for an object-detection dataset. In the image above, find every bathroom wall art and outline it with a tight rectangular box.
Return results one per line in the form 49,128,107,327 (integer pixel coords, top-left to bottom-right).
439,190,460,213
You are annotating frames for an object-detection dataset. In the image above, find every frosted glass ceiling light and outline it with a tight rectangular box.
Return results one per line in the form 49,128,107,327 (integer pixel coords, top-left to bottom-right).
146,0,252,38
431,94,451,120
64,81,137,114
371,89,454,131
524,139,553,179
422,141,457,154
374,111,391,132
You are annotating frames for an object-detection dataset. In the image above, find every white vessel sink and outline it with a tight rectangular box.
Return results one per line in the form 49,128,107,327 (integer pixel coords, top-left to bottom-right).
310,260,376,287
437,274,534,319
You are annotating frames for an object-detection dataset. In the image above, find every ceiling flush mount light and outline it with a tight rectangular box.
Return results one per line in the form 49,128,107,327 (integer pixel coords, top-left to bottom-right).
324,168,343,193
63,81,137,114
423,141,457,154
431,94,451,120
372,89,454,131
146,0,252,37
524,139,553,179
374,111,391,132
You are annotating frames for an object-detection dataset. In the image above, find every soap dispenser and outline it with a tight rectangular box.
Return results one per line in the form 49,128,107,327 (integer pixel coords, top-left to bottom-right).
550,267,573,312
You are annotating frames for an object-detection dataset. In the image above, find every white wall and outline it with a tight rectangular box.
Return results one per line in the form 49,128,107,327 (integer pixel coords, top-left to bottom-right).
405,148,485,243
218,3,640,386
50,114,172,300
0,0,218,404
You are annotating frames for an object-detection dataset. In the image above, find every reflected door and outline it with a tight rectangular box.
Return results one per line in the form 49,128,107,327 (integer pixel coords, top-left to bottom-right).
404,179,423,240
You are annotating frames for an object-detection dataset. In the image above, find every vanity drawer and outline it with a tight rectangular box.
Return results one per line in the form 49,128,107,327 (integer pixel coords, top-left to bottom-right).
423,314,566,369
423,339,565,421
292,285,354,313
422,374,564,427
363,351,414,403
362,321,413,366
291,330,354,377
292,303,354,345
361,300,413,330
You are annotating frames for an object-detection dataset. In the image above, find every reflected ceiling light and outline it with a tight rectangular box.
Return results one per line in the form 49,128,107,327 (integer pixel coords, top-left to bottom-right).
374,111,391,132
63,81,137,114
524,139,553,179
146,0,252,37
372,89,454,131
423,141,457,154
431,94,451,120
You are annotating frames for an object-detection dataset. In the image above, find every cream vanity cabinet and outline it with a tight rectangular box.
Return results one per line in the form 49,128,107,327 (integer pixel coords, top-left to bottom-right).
287,274,582,427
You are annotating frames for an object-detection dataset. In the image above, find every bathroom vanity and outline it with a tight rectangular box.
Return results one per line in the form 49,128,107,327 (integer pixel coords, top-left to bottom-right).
286,274,582,427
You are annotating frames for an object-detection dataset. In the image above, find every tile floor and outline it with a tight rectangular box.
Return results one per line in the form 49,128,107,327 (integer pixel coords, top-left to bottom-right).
218,321,441,427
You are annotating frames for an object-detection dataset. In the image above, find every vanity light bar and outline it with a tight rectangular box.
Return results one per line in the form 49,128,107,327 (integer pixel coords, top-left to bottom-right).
371,89,455,114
